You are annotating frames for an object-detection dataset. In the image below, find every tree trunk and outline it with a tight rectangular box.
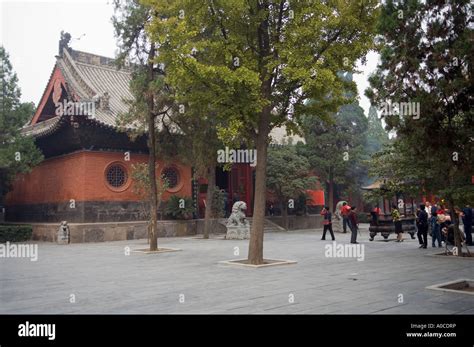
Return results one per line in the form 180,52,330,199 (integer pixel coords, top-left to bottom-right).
328,168,334,212
147,43,158,252
282,201,288,230
203,166,216,239
248,2,271,265
248,109,270,265
148,121,158,251
447,198,463,257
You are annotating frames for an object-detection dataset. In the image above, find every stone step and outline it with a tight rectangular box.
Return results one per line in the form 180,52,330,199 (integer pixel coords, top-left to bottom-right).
246,218,286,232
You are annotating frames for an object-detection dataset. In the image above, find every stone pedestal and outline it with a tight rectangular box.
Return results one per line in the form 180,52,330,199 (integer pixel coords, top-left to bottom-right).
225,226,250,240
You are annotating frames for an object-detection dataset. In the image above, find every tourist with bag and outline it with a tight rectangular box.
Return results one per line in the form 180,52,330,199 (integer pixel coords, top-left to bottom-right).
391,204,404,242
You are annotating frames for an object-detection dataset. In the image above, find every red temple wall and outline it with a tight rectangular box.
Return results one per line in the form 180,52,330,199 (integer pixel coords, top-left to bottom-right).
6,150,192,205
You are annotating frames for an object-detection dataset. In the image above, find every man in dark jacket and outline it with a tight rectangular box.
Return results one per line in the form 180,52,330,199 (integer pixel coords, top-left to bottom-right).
416,204,429,249
348,206,359,244
462,205,473,246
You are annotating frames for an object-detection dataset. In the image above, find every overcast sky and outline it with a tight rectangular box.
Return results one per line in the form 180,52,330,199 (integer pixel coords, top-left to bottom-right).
1,0,379,115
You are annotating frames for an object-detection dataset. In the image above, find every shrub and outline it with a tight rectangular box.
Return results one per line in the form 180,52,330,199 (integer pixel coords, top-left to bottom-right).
165,196,195,220
0,224,33,243
211,187,226,218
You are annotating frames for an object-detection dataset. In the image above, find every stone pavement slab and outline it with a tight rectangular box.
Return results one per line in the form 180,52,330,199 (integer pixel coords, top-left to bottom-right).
1,227,473,314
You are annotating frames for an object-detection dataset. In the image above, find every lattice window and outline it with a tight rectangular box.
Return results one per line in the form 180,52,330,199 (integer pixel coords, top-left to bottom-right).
163,167,179,189
106,165,127,188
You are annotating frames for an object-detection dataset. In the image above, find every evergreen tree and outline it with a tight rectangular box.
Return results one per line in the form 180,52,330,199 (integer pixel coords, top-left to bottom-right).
366,0,473,254
267,145,316,229
300,101,368,210
0,47,43,204
365,105,390,155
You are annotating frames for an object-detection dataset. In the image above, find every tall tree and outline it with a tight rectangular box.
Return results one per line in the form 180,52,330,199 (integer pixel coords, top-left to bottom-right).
365,105,390,155
267,145,316,229
113,0,174,251
0,47,43,204
114,0,229,241
145,0,379,264
366,0,474,255
299,101,368,210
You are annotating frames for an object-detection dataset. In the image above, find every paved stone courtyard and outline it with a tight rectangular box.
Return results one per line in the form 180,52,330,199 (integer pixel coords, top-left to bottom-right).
1,225,474,314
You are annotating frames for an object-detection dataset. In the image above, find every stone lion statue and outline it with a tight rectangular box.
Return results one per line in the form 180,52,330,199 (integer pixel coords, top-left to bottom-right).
226,201,249,227
57,220,70,244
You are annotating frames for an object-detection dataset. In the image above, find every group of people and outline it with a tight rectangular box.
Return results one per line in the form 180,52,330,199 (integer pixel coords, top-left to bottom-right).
416,202,473,249
320,200,473,249
320,202,359,244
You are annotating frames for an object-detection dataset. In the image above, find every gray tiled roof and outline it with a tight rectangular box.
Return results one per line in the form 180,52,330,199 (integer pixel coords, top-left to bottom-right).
73,58,133,122
24,48,133,137
23,48,299,144
22,115,64,138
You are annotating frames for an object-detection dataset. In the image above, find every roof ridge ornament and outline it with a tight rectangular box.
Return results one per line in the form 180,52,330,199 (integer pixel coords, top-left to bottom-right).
99,91,110,111
59,31,72,57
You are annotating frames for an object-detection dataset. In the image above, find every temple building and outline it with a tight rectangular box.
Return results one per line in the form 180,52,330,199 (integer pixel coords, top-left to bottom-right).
5,37,322,225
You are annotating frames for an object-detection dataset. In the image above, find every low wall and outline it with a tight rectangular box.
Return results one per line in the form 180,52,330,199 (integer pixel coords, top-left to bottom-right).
267,215,323,230
28,215,319,243
30,218,227,243
6,201,147,223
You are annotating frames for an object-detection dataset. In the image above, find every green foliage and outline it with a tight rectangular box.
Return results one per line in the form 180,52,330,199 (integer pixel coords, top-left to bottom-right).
144,0,379,140
366,0,473,207
141,0,379,260
365,105,390,155
299,100,369,196
295,192,309,216
267,145,316,204
0,47,43,202
131,163,169,218
211,187,225,218
131,163,169,198
0,224,32,243
165,195,195,220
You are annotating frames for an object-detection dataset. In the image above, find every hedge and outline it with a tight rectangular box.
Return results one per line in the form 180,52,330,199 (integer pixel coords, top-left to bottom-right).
0,225,33,243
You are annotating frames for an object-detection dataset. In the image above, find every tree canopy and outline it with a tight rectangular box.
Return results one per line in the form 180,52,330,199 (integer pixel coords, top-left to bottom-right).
144,0,379,264
0,47,43,204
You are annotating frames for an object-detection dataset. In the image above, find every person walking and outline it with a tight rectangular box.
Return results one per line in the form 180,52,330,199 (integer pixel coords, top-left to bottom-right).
348,206,359,244
320,206,335,241
391,204,404,242
436,209,448,246
431,203,442,247
416,204,428,248
341,202,351,233
425,201,432,219
462,205,473,246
